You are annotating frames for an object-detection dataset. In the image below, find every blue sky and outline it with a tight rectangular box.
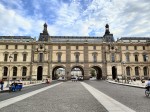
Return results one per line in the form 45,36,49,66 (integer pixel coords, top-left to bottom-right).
0,0,149,40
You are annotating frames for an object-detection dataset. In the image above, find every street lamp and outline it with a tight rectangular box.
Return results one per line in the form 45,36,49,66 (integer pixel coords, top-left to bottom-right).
6,54,13,87
121,61,126,83
146,55,149,79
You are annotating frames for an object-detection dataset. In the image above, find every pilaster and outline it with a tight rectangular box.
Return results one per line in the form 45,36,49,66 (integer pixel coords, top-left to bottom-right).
66,45,71,79
84,44,89,79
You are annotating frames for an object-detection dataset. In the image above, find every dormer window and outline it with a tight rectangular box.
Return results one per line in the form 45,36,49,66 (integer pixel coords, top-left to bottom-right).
76,46,78,50
93,46,96,50
15,45,18,49
6,45,8,49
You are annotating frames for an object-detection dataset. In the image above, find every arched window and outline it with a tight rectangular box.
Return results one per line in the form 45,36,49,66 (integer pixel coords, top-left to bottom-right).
22,67,27,76
126,67,130,76
135,67,139,76
143,67,148,76
13,67,17,76
3,67,8,76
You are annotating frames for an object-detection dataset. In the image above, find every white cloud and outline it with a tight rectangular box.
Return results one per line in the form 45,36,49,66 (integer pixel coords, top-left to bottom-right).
0,0,149,39
0,4,44,38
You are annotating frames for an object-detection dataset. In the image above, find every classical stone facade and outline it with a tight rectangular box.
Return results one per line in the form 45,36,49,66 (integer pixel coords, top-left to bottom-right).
0,23,150,80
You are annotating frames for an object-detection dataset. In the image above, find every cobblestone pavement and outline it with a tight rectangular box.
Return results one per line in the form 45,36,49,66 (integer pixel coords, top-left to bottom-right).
0,81,108,112
85,80,150,112
0,81,59,101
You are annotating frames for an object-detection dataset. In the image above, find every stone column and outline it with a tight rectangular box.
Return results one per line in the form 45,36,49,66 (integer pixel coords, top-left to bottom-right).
84,44,89,80
30,44,34,80
66,45,71,80
0,66,2,79
102,44,107,79
17,66,21,80
49,45,52,79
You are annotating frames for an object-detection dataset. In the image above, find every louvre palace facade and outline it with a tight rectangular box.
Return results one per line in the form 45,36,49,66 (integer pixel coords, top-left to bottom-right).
0,23,150,81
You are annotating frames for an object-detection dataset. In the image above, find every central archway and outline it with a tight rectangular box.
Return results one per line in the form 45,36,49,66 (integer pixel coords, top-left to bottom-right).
71,66,84,80
52,66,65,80
90,66,102,80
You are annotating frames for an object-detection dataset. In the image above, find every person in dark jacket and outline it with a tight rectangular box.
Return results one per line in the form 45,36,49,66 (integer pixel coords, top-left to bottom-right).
0,79,4,90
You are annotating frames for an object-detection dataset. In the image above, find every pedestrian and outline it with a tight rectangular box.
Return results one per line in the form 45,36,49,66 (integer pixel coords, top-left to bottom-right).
0,79,4,91
146,78,150,91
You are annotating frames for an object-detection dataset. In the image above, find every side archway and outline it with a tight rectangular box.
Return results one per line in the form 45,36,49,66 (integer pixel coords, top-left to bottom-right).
52,66,66,80
90,66,102,80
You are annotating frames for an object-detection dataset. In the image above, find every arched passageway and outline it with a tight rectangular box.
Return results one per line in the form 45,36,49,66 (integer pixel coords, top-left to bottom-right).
112,66,117,79
71,66,84,80
90,66,102,80
37,66,43,80
52,66,65,80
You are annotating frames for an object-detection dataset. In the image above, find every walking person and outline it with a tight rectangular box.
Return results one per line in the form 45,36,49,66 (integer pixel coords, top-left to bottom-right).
0,79,4,91
146,78,150,91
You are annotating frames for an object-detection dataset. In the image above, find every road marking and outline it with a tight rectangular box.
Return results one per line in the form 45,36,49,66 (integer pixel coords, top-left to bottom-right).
0,82,63,109
81,82,136,112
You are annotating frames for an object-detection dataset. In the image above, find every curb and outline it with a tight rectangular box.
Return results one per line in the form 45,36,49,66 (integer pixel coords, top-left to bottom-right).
107,80,145,89
0,82,46,93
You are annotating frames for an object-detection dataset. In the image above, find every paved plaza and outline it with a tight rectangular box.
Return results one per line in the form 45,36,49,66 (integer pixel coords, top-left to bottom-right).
0,80,150,112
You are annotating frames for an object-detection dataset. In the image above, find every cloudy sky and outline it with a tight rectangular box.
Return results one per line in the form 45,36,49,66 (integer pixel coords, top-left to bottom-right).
0,0,149,40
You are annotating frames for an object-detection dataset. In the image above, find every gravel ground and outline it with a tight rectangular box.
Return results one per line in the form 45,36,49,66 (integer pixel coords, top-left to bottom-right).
0,81,108,112
85,80,150,112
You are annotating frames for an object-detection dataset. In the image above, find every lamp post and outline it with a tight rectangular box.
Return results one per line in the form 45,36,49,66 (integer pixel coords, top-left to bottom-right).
122,61,125,83
67,71,69,80
146,55,149,79
7,54,13,87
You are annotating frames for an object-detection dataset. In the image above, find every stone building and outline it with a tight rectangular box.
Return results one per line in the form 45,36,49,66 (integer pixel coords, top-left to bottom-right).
0,23,149,81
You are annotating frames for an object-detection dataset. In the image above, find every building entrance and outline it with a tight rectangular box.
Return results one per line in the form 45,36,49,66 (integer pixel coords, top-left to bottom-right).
37,66,43,80
112,66,117,79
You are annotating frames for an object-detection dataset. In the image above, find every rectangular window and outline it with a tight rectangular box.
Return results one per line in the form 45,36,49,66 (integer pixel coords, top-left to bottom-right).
4,67,8,76
15,45,18,49
135,55,138,62
143,46,145,50
23,54,27,61
4,54,8,62
58,45,61,49
24,45,27,49
126,46,128,50
93,46,96,50
93,55,97,62
112,54,115,62
58,54,61,62
143,55,148,62
39,53,43,62
22,67,27,76
6,45,8,49
14,54,17,61
76,46,78,50
76,55,79,63
134,46,137,50
126,54,130,62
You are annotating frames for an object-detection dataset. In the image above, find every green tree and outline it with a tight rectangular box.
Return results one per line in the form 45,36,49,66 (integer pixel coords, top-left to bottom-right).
90,69,96,77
